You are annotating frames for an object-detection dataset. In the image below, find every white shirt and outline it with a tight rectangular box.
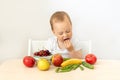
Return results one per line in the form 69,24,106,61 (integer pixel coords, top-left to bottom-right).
45,36,81,58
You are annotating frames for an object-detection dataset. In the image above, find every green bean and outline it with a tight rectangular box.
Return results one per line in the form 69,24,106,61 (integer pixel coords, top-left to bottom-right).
82,61,94,69
61,64,73,70
59,65,73,72
79,65,84,71
55,67,61,73
63,58,70,61
59,68,72,72
72,64,80,70
56,64,74,73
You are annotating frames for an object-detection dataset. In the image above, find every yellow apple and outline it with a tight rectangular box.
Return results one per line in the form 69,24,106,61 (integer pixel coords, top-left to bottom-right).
37,58,50,71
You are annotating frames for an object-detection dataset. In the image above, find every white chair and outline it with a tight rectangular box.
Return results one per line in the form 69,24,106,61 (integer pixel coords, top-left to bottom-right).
28,39,47,56
28,39,92,57
78,41,92,58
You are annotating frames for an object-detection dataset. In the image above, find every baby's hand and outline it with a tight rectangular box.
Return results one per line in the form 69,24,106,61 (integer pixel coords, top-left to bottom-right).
64,40,74,52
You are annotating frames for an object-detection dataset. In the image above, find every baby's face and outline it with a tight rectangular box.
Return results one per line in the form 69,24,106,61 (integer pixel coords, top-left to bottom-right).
52,18,72,43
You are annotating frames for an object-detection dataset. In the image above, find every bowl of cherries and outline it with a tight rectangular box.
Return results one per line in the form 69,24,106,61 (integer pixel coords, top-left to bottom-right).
33,50,52,60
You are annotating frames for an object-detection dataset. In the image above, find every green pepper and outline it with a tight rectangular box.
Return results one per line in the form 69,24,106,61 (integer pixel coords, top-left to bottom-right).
82,61,94,69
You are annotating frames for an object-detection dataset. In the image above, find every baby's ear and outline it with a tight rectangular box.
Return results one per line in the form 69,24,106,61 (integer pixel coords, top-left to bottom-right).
52,30,55,33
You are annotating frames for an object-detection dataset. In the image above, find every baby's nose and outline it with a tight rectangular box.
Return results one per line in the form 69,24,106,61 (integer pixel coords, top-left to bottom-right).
63,33,67,37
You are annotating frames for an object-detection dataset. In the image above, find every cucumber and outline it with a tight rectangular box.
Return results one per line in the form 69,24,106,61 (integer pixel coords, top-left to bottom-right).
82,61,94,69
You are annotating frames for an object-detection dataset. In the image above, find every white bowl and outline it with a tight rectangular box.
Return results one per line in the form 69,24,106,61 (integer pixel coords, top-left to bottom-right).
33,55,52,61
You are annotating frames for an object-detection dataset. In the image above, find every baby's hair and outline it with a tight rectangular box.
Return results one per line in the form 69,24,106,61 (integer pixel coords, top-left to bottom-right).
50,11,72,30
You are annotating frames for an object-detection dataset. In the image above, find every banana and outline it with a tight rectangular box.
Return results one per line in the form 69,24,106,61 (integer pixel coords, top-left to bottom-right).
61,58,82,67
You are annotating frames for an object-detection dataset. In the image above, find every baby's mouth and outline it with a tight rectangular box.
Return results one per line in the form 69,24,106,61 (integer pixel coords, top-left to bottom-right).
64,38,70,41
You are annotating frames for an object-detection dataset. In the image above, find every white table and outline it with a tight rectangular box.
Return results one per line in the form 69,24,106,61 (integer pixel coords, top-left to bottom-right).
0,59,120,80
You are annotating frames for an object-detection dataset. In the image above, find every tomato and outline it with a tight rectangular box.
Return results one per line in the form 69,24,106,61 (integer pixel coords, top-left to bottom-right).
23,56,35,67
85,54,97,64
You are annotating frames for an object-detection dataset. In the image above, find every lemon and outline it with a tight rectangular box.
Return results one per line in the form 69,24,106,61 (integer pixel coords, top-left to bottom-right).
37,58,50,71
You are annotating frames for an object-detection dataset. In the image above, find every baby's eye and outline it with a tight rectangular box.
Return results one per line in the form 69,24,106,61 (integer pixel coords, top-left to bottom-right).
59,32,63,35
66,30,70,33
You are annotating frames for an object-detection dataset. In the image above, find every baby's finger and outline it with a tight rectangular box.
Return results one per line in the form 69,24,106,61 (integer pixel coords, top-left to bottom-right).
63,40,68,47
64,40,71,48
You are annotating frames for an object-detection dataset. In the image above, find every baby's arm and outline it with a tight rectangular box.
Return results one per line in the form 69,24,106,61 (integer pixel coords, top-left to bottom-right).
69,49,82,59
64,40,82,59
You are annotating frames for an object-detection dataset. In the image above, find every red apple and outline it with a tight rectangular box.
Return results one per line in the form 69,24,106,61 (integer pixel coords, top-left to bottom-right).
23,56,35,67
85,54,97,64
52,54,63,67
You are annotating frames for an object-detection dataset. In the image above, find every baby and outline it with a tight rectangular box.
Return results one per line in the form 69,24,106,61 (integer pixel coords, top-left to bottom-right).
45,11,82,58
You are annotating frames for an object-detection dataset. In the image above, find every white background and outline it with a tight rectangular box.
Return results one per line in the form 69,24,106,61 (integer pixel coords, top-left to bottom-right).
0,0,120,63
